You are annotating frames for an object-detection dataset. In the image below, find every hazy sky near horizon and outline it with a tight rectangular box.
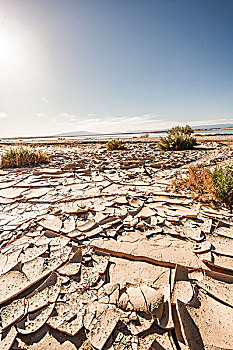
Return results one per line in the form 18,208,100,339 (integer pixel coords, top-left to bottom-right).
0,0,233,137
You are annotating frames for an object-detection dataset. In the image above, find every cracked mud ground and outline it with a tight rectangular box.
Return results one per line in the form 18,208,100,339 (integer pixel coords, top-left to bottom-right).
0,140,232,350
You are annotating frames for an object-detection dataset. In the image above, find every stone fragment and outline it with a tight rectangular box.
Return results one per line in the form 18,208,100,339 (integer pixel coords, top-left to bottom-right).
22,256,47,282
57,247,82,276
47,302,77,330
39,215,62,232
0,249,22,275
193,241,212,254
88,308,120,350
200,218,212,234
109,256,170,287
119,285,164,317
173,208,199,218
81,265,99,287
77,219,97,232
196,274,233,307
49,311,84,336
0,326,17,350
16,330,77,350
92,250,109,274
83,302,96,330
0,253,7,275
22,247,70,285
216,228,233,241
171,265,193,304
20,244,48,263
184,289,233,349
61,216,76,233
26,272,61,312
176,299,204,350
0,270,29,304
91,233,205,269
114,196,128,204
1,298,28,330
0,188,26,199
126,312,155,335
24,187,51,199
102,283,120,304
137,206,155,218
17,303,55,334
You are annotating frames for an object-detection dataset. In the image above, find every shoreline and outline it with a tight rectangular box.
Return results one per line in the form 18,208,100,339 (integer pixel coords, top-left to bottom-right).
0,133,233,146
1,126,233,141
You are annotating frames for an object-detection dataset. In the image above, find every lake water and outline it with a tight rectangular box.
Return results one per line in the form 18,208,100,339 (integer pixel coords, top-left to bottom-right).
2,128,233,142
60,129,233,140
194,129,233,135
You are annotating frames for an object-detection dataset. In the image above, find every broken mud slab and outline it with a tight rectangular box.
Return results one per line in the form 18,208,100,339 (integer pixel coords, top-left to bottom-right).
0,140,232,349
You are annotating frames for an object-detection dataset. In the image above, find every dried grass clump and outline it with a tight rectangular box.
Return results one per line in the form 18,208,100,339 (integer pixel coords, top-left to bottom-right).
173,165,214,200
0,147,49,168
106,139,125,150
173,165,233,210
158,125,197,151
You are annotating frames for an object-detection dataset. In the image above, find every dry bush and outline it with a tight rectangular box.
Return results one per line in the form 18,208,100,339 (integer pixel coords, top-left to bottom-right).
142,133,149,138
158,125,197,151
0,147,49,168
173,165,233,210
172,165,215,201
106,139,125,150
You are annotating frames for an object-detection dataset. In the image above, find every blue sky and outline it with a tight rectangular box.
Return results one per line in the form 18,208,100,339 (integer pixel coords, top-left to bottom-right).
0,0,233,136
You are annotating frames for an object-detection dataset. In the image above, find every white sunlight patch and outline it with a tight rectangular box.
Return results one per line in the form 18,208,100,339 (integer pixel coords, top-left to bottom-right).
0,112,7,119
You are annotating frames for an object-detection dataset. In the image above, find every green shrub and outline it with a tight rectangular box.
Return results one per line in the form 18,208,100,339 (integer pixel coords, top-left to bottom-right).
209,167,233,210
0,147,49,168
106,139,125,150
158,125,197,151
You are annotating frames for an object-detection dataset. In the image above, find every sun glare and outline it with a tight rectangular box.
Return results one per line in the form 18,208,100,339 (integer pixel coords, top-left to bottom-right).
0,19,48,90
0,23,32,72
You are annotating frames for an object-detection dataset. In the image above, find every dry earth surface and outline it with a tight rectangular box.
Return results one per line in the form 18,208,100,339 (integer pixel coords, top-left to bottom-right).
0,136,233,350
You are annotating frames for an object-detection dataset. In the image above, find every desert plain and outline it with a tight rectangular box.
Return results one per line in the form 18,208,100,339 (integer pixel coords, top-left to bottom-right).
0,134,233,350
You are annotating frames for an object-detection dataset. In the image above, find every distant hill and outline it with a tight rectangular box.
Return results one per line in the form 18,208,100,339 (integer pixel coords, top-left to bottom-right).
56,130,102,137
55,123,233,137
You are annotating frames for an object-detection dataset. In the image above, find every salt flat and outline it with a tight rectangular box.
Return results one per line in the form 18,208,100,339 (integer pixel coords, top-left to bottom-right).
0,138,232,349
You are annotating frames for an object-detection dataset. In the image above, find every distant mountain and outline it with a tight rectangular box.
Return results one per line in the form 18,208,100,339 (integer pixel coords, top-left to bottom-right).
55,123,233,137
56,130,102,137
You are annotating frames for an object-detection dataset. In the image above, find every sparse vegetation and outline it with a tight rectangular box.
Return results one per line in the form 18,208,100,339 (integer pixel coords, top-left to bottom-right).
210,167,233,210
106,139,125,150
173,165,233,210
158,125,197,151
0,147,49,168
172,165,215,200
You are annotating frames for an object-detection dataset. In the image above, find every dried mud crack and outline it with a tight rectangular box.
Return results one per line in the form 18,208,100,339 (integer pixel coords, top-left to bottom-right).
0,140,232,349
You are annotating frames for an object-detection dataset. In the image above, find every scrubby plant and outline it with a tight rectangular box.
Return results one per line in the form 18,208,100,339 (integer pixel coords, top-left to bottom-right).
172,165,233,210
210,167,233,210
0,147,49,168
106,139,125,150
172,165,214,200
158,125,197,151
